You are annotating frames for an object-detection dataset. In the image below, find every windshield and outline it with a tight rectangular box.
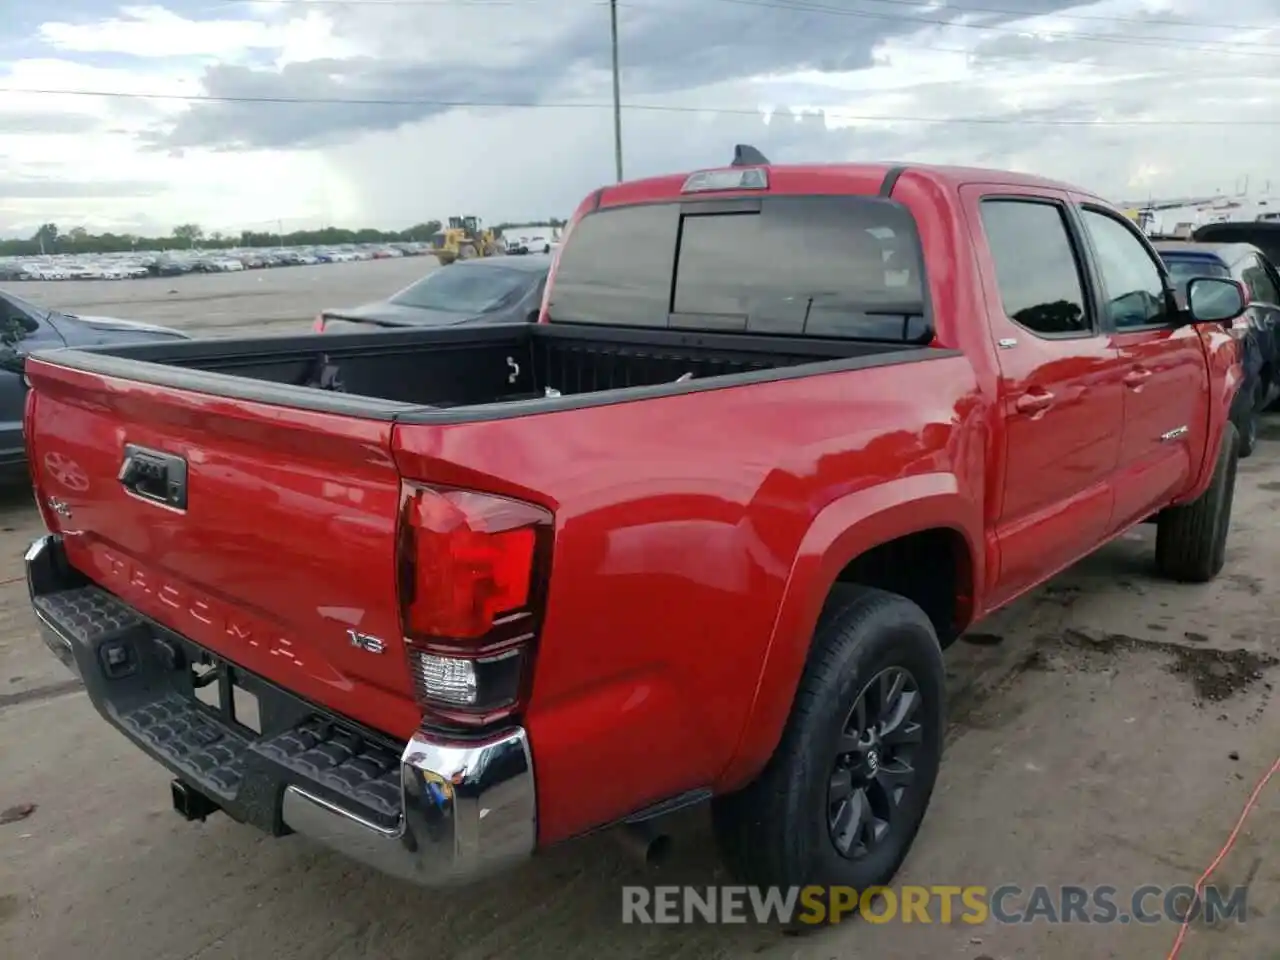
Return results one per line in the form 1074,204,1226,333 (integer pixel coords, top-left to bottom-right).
1160,256,1230,298
389,265,535,313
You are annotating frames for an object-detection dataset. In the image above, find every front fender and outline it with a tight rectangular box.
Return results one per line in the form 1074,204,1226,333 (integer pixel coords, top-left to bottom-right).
713,472,981,792
1176,325,1241,505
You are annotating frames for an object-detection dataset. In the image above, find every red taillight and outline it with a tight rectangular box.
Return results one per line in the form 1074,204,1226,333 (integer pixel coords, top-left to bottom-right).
397,483,552,725
312,314,327,333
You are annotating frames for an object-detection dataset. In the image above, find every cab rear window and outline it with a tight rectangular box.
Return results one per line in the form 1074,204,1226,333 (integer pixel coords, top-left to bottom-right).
547,195,929,340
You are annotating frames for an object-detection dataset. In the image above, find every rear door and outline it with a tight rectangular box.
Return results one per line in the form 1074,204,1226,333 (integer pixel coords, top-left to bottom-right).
960,188,1126,603
1076,204,1210,530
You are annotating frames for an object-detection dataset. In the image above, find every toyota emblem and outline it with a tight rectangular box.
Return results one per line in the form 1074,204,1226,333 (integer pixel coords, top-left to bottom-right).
43,452,88,492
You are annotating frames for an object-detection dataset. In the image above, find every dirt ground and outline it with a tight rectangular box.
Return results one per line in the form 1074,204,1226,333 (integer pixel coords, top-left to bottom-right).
0,264,1276,959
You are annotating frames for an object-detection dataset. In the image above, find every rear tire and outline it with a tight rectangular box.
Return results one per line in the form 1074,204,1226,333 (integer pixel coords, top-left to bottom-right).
711,586,945,894
1154,422,1239,583
459,243,478,260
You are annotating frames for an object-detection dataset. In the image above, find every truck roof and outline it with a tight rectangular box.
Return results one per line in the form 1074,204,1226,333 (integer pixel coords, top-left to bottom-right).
594,161,1095,209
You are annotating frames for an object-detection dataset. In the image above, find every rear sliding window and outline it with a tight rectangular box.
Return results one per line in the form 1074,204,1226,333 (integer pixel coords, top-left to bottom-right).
547,196,928,340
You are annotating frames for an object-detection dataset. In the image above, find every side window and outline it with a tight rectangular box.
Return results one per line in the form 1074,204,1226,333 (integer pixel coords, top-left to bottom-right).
979,199,1091,337
1241,256,1280,305
1080,209,1170,329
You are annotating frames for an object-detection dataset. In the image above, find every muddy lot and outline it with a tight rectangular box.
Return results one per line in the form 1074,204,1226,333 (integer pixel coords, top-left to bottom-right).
0,265,1277,959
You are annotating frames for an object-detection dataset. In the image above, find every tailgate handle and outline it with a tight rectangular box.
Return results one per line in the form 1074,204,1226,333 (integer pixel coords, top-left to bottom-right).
119,445,188,510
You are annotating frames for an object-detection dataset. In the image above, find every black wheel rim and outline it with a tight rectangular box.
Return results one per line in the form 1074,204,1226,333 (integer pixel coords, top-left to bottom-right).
827,666,924,860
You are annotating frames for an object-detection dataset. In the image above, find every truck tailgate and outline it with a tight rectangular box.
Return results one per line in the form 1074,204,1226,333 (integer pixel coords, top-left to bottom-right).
24,358,424,740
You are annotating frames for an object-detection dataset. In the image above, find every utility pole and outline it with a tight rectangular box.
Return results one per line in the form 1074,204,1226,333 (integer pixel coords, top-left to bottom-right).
610,0,623,183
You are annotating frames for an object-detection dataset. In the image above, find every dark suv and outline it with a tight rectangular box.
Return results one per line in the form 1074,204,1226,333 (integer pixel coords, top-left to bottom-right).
1155,240,1280,456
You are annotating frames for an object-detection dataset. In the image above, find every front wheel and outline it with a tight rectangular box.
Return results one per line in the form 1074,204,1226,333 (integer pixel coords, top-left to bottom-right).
711,585,945,895
1155,422,1239,582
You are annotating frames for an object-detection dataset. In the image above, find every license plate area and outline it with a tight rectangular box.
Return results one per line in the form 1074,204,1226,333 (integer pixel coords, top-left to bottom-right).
191,654,262,735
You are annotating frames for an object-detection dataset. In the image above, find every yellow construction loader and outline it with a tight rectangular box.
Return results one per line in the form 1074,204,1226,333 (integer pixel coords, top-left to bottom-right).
430,216,504,265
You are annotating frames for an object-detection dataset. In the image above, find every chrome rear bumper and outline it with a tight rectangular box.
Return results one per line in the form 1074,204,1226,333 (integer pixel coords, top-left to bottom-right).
280,726,536,886
25,533,536,887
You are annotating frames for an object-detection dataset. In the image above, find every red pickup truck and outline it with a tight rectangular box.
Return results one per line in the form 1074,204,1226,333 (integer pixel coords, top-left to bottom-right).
23,153,1247,897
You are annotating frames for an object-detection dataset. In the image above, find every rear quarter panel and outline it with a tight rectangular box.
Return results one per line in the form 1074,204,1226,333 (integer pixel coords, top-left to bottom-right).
392,353,985,844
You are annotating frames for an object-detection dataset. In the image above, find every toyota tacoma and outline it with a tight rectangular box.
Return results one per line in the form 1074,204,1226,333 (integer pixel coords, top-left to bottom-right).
21,151,1247,896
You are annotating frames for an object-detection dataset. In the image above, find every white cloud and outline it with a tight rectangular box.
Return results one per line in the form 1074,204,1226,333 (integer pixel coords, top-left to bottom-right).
40,5,285,59
0,0,1278,236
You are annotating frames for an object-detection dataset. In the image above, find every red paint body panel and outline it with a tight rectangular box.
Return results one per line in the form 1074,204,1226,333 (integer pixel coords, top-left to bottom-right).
23,161,1243,852
25,363,424,741
392,356,983,841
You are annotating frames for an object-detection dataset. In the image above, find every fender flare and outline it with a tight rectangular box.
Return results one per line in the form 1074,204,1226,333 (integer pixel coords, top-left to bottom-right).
714,472,981,792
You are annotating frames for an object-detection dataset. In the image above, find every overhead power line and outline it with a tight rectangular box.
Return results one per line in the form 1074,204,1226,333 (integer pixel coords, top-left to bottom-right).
4,86,1280,126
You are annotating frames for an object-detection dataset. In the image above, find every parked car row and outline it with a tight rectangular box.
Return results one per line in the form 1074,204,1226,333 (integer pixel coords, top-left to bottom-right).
0,241,438,282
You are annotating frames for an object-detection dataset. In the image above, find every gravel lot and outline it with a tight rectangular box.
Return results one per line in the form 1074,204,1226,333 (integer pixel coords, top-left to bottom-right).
0,263,1276,960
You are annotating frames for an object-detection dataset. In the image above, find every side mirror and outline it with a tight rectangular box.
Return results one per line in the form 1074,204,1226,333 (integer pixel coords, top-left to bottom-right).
1187,277,1246,324
526,309,540,323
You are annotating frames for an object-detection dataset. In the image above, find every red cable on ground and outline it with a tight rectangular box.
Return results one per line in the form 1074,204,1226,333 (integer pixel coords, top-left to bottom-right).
1166,754,1280,960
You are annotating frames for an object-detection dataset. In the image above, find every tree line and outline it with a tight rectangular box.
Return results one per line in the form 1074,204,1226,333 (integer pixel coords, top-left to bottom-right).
1,218,567,257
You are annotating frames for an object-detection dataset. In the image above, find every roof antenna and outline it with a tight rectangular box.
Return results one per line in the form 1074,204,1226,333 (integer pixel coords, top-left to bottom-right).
732,144,770,167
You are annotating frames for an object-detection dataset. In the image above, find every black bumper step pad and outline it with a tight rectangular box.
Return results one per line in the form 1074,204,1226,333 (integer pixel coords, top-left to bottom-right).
35,584,405,831
34,586,142,644
253,719,402,829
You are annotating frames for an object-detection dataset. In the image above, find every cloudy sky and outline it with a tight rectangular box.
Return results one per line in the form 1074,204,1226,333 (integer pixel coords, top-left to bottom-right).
1,0,1278,237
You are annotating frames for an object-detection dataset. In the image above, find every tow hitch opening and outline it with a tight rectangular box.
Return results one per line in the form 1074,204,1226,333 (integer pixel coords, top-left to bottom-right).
171,779,220,822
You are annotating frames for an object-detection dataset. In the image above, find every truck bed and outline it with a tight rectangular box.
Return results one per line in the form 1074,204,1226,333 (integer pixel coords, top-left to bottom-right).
33,321,939,422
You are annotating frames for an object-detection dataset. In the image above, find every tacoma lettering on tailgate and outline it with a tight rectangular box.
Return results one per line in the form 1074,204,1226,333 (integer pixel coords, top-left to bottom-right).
98,548,305,667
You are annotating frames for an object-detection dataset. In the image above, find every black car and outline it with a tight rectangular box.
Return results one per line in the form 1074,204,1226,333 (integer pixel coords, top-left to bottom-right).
315,255,551,332
0,290,189,481
1155,240,1280,456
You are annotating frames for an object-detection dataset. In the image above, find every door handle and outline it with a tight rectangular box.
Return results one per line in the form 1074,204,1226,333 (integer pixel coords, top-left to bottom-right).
1123,367,1152,388
1015,390,1054,415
